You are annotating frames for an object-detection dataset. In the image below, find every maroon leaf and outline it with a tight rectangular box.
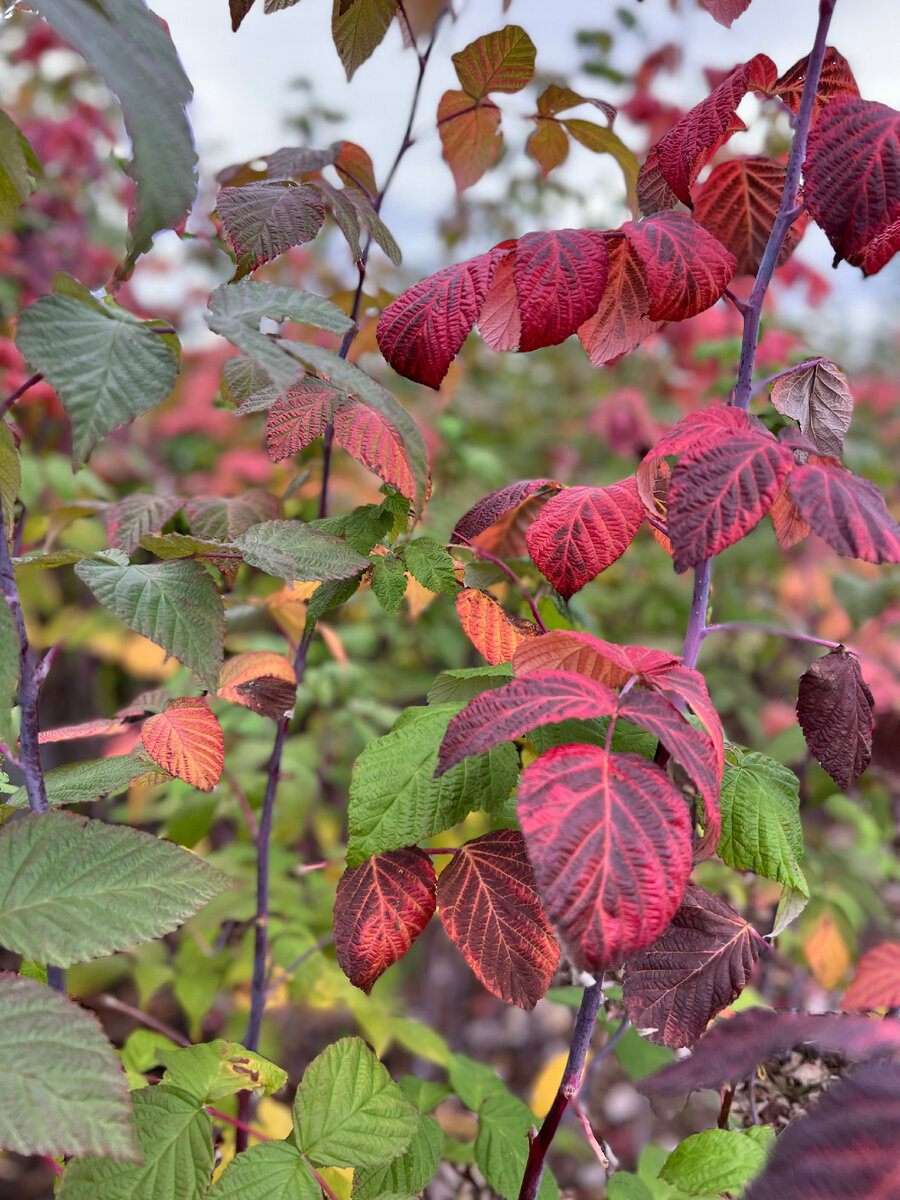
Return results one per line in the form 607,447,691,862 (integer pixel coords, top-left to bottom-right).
745,1060,900,1200
525,478,644,600
640,1007,900,1098
230,0,257,31
623,884,760,1048
667,427,795,572
518,744,693,972
788,461,900,563
233,676,298,720
513,630,679,689
477,248,520,350
106,493,182,556
217,182,325,278
623,212,737,321
334,141,377,199
699,0,752,26
514,230,609,352
436,669,619,775
636,145,679,217
843,942,900,1011
797,647,874,791
437,829,559,1010
656,54,777,206
771,46,860,126
577,235,661,365
693,157,806,276
452,478,562,556
437,90,503,192
334,846,437,994
804,98,900,275
376,248,500,388
770,359,853,459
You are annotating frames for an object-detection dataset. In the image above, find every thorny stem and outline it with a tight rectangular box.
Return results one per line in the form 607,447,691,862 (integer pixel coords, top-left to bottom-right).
453,534,549,633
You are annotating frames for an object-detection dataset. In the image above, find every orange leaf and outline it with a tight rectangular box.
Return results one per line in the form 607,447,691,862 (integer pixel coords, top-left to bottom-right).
843,942,900,1011
141,698,224,791
438,90,502,191
217,652,297,720
39,717,131,744
804,910,850,989
456,588,540,665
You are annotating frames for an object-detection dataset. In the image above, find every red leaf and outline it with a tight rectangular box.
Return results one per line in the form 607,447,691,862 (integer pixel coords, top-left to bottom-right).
39,717,130,744
452,478,562,557
772,46,860,126
636,145,678,217
643,405,759,464
797,647,874,791
656,55,777,205
513,630,679,689
437,829,559,1010
377,248,499,388
477,248,521,351
667,427,795,571
526,118,569,178
623,884,760,1048
744,1060,900,1200
230,0,256,32
334,399,420,503
693,158,806,276
843,942,900,1011
647,663,725,781
623,211,737,321
804,98,900,275
640,1007,900,1099
769,479,811,549
455,588,540,665
452,24,536,100
335,140,377,199
106,493,183,556
334,847,437,994
788,461,900,563
518,744,693,972
577,235,661,365
265,380,341,459
437,90,502,192
218,651,297,720
141,698,224,792
698,0,752,26
525,478,644,600
514,230,609,352
216,182,326,277
436,669,619,775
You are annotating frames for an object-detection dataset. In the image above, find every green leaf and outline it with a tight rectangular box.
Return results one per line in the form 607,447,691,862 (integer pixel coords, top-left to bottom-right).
343,187,402,265
15,294,179,466
606,1173,655,1200
342,505,394,555
139,532,235,561
771,881,810,938
289,345,429,517
332,0,398,81
353,1113,443,1199
210,1141,320,1199
206,281,353,392
293,1036,417,1167
453,25,536,98
370,554,407,614
426,663,514,705
184,490,281,541
403,537,457,595
563,119,639,209
74,557,225,691
33,0,196,274
447,1054,510,1112
719,751,808,892
160,1039,287,1104
0,974,136,1160
217,180,326,278
58,1085,213,1200
0,410,21,537
397,1076,452,1114
346,704,518,865
305,574,363,626
0,109,39,228
613,1026,673,1080
0,596,18,745
476,1090,558,1200
659,1127,774,1196
5,752,152,809
0,810,231,967
221,356,278,411
235,519,370,581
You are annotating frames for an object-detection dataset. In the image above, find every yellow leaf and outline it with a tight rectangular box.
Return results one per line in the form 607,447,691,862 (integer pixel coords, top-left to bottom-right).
804,910,850,988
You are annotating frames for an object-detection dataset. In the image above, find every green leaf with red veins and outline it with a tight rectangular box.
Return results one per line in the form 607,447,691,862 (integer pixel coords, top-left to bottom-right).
452,25,536,99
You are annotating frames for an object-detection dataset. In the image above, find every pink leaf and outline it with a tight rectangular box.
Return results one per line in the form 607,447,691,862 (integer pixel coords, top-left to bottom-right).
577,235,661,365
623,211,737,321
788,461,900,563
514,229,609,352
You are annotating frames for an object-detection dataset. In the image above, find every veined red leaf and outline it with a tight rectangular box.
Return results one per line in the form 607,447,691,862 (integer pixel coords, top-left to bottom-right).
518,744,693,972
636,145,678,217
335,398,419,502
744,1060,900,1200
699,0,752,27
647,663,725,780
455,588,540,666
106,493,183,557
623,211,737,321
577,235,661,365
643,405,760,465
217,181,325,278
640,1007,900,1099
771,46,860,126
526,118,569,179
623,884,760,1048
141,697,224,792
804,98,900,275
436,669,618,775
451,478,562,557
437,90,502,192
39,717,130,744
218,651,297,719
265,379,343,460
377,247,499,388
797,647,874,791
788,461,900,563
667,428,795,572
843,942,900,1011
656,54,777,205
334,847,437,994
525,478,644,599
770,359,853,459
452,24,536,99
693,158,806,276
514,229,609,352
769,479,811,549
437,829,559,1010
477,248,521,350
513,630,679,689
335,140,377,199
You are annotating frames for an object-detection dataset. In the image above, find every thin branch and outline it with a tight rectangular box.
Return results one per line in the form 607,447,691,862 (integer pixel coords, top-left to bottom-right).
749,356,829,397
97,993,190,1046
223,766,258,838
453,534,549,633
701,621,857,654
0,371,43,418
206,1105,271,1140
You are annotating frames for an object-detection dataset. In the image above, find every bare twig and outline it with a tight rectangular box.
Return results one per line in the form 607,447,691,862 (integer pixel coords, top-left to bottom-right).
0,371,43,418
97,993,190,1047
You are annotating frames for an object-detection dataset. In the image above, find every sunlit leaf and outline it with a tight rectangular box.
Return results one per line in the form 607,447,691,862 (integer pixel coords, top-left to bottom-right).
141,698,224,792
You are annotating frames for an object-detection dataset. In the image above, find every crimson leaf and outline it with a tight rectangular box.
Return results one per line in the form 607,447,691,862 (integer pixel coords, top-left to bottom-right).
623,884,760,1049
437,829,559,1010
477,248,521,350
796,647,874,790
699,0,752,26
513,229,608,352
623,212,737,321
772,46,860,126
843,942,900,1011
513,630,679,688
518,744,693,972
452,479,562,557
577,234,661,365
788,461,900,563
334,847,436,995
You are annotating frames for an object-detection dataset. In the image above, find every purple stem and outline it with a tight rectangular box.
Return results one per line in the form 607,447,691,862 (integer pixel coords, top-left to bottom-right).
681,560,712,671
454,533,549,633
750,356,829,398
0,371,43,418
702,621,855,653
